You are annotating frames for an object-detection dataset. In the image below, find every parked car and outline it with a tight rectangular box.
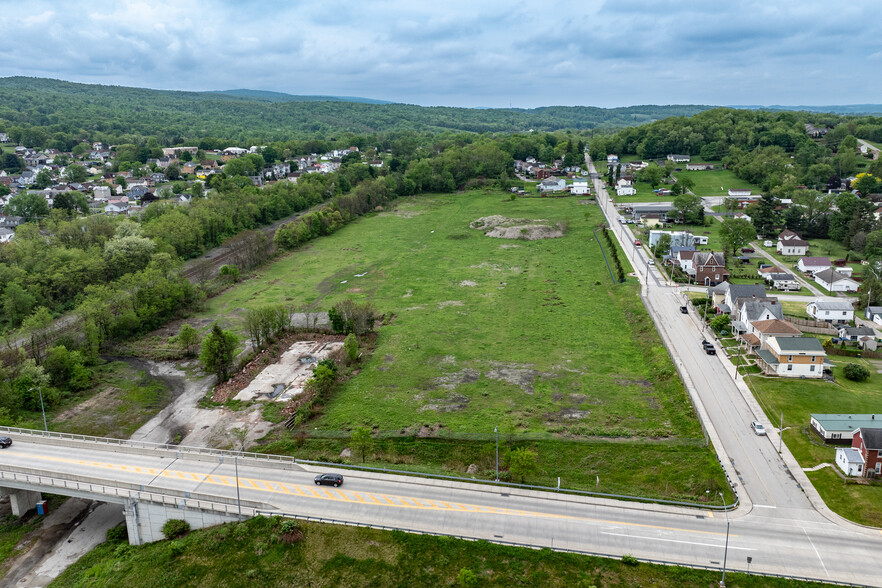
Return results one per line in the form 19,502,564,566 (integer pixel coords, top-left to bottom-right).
647,259,655,265
701,339,716,355
634,240,641,246
741,247,755,253
680,305,689,314
751,421,766,436
314,473,344,487
0,436,12,448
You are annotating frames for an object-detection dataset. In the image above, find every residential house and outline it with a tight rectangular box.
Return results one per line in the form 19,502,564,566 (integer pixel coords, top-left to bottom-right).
369,160,383,168
694,251,728,286
852,428,882,477
731,297,783,334
0,228,14,244
616,185,637,196
806,300,854,324
627,161,649,171
606,154,619,165
776,229,809,256
666,154,690,163
805,124,828,139
570,179,590,195
811,414,882,443
866,306,882,327
92,186,111,201
838,326,876,342
814,268,859,293
766,272,800,291
742,318,801,351
685,163,714,171
0,133,8,143
835,447,865,476
181,161,198,175
733,211,752,223
710,283,767,314
754,336,828,378
675,249,697,275
105,198,130,215
148,173,167,186
797,257,831,275
649,230,701,249
539,178,567,193
664,245,696,266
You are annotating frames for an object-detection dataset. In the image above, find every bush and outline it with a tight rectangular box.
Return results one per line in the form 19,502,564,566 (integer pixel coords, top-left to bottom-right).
106,525,128,543
457,568,479,587
843,362,871,382
161,519,191,540
167,540,185,558
621,554,639,566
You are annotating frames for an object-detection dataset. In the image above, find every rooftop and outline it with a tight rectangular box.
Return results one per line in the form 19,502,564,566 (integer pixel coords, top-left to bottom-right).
811,414,882,432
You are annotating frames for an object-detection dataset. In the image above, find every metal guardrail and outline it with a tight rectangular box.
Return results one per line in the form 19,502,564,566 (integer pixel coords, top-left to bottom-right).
294,458,738,511
256,509,866,587
0,426,299,466
0,467,262,516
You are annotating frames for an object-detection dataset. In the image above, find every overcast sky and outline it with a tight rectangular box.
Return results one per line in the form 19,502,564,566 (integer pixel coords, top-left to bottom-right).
1,1,879,109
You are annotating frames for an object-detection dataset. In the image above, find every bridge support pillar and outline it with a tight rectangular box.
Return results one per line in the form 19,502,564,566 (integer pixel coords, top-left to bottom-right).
0,487,43,517
124,499,242,545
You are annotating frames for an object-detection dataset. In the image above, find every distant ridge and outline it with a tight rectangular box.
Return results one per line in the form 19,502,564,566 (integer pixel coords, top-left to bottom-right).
210,88,394,105
731,104,882,115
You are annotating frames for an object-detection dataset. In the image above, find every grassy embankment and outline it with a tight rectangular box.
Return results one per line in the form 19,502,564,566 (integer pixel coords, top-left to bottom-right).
51,516,833,588
199,190,730,502
747,356,882,527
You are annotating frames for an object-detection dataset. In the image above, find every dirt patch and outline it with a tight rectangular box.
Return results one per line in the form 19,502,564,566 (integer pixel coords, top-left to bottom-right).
402,289,413,298
499,244,520,249
419,393,470,412
613,377,653,389
438,300,465,308
484,363,543,394
459,280,477,287
469,216,564,241
433,368,480,390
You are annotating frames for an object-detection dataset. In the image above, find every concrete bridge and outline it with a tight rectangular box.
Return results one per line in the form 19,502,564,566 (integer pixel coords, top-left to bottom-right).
0,427,300,544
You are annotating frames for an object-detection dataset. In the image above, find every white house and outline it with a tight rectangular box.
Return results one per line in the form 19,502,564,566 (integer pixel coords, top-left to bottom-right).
666,154,690,163
766,272,800,291
571,179,590,195
0,228,14,244
539,178,567,193
776,229,809,256
728,189,751,197
796,257,831,275
867,306,882,327
685,163,714,171
616,185,637,196
754,336,827,378
836,447,865,476
814,268,859,293
806,300,854,324
811,414,882,443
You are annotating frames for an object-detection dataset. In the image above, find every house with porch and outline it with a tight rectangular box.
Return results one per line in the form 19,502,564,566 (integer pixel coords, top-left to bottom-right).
765,272,800,291
806,300,854,324
754,336,828,378
539,177,567,193
740,318,802,352
570,179,590,195
693,252,729,286
707,283,767,314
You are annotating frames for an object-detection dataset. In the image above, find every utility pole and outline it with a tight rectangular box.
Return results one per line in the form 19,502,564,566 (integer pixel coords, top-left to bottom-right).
30,387,47,431
494,426,499,482
720,492,730,587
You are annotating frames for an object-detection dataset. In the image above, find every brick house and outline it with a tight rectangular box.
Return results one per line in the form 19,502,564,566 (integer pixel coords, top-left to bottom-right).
693,252,729,286
852,428,882,477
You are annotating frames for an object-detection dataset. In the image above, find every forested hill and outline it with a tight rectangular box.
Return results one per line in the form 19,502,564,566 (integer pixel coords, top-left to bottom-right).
208,89,394,104
0,77,713,143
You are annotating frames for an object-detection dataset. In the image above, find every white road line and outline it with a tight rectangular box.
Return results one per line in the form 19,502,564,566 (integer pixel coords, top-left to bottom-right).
802,527,829,576
601,532,755,551
753,504,777,509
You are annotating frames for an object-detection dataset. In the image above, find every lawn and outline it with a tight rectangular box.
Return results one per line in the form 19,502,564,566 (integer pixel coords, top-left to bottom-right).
746,356,882,524
50,515,834,588
672,167,761,198
201,190,728,499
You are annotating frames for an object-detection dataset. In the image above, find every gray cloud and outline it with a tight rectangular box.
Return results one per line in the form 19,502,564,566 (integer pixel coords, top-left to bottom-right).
0,0,879,108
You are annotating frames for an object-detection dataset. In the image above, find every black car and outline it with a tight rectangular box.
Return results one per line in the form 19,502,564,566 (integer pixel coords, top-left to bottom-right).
679,305,688,314
0,436,12,448
314,473,344,487
701,339,716,355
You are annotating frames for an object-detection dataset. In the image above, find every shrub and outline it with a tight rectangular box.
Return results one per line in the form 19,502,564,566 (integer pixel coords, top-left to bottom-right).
106,525,128,543
621,554,639,566
161,519,191,540
843,363,870,382
167,540,185,558
457,568,479,587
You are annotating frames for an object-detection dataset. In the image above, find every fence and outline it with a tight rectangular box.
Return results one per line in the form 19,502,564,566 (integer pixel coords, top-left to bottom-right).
824,346,882,359
783,315,838,335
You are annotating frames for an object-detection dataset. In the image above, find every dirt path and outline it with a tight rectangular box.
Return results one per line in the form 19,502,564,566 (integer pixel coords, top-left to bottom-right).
7,358,274,587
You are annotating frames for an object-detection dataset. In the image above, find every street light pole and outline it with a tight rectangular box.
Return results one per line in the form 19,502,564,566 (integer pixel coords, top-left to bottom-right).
494,426,499,482
30,387,47,431
719,492,730,587
234,455,242,521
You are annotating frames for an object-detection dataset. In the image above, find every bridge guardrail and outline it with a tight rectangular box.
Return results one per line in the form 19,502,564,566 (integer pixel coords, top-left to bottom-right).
0,426,304,470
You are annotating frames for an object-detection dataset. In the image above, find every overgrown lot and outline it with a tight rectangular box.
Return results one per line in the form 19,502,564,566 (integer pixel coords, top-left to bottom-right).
672,167,761,197
51,515,830,588
201,190,726,499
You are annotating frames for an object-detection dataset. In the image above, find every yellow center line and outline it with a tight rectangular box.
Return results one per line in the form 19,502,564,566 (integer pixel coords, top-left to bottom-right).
19,452,733,537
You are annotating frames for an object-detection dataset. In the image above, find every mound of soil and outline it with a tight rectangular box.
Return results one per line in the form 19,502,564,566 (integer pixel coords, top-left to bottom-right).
469,216,564,240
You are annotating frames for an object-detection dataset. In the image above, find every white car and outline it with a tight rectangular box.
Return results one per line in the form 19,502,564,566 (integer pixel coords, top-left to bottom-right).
647,259,655,265
751,421,766,436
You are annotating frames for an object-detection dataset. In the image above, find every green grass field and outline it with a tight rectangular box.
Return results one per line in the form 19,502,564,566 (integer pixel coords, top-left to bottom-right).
747,356,882,525
50,515,832,588
201,190,729,499
673,168,760,197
